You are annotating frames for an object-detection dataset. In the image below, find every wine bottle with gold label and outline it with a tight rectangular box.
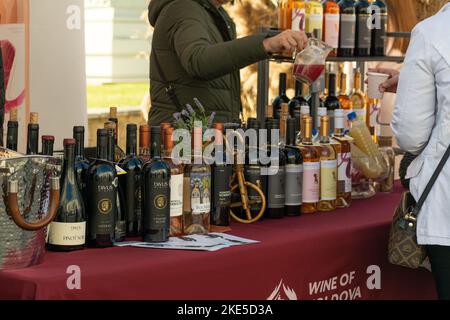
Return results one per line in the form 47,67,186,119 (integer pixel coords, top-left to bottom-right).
318,116,337,212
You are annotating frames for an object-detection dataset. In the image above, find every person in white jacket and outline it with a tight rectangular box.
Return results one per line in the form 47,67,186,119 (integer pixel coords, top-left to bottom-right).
379,3,450,300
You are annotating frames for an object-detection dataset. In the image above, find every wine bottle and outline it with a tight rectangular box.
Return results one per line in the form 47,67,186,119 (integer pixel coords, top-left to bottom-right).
333,109,352,208
350,68,368,123
41,136,55,156
265,119,286,219
290,81,310,128
338,0,356,57
211,123,232,226
119,124,143,237
87,129,117,248
48,139,86,251
355,0,372,56
278,0,292,30
7,109,18,151
142,126,171,242
163,126,184,236
73,126,90,206
105,122,126,242
280,103,289,145
107,108,125,161
317,116,337,212
292,0,306,32
299,116,320,214
323,0,340,57
370,0,387,56
183,126,211,235
27,112,39,155
324,73,341,133
338,73,353,111
272,73,290,119
160,122,172,152
139,124,151,163
285,118,303,216
305,0,324,39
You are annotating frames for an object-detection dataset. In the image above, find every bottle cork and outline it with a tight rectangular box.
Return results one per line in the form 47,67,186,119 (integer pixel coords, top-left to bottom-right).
10,109,18,122
30,112,39,125
109,107,118,119
266,105,274,119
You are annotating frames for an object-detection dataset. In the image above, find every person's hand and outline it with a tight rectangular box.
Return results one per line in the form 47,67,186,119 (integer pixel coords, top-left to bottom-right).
367,68,400,94
263,30,308,54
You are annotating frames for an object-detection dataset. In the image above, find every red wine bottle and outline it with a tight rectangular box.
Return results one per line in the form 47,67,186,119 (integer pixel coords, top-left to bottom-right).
48,139,86,252
338,0,356,57
6,109,18,151
41,136,55,156
26,112,39,155
119,124,143,237
370,0,387,56
73,126,90,207
355,0,372,56
272,73,290,119
324,73,341,133
142,126,171,242
87,129,117,248
285,118,303,216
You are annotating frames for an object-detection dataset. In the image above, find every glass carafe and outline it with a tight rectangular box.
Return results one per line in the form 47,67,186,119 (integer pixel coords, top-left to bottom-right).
293,38,332,85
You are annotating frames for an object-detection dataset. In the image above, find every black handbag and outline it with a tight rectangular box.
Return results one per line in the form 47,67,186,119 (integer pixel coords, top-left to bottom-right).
388,144,450,269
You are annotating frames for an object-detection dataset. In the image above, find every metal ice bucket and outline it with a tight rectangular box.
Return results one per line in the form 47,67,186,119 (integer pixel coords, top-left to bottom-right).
0,148,60,270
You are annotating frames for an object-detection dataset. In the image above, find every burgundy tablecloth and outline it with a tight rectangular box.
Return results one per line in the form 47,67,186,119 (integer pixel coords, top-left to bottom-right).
0,183,437,300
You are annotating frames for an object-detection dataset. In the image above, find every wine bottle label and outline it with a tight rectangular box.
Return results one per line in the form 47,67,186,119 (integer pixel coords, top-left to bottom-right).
213,166,232,207
303,162,320,203
324,13,340,49
373,14,387,48
339,14,356,49
338,153,352,193
89,176,117,238
291,8,306,31
148,177,170,229
306,13,323,37
285,164,303,206
268,166,286,209
48,221,86,246
320,160,337,201
357,14,371,49
245,165,265,209
170,174,184,217
190,172,211,214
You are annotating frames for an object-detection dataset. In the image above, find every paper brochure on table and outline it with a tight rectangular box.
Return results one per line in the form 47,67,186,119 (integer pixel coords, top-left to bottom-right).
114,233,259,252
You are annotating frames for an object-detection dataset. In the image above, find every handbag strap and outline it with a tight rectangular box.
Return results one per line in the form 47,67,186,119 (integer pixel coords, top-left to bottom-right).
412,143,450,216
152,49,184,112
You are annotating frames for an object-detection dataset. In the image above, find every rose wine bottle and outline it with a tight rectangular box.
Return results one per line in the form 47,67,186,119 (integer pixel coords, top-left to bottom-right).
338,0,356,57
48,139,86,252
163,126,185,236
26,112,39,155
87,129,117,248
119,124,143,237
317,116,337,212
332,109,352,208
299,116,320,214
142,126,171,242
323,0,340,57
285,118,303,216
6,109,18,151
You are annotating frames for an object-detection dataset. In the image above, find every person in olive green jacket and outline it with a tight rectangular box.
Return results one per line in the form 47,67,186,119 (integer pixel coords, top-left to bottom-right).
148,0,307,126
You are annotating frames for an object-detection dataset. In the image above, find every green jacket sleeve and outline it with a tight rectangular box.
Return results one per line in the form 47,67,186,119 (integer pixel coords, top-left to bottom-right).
168,6,270,80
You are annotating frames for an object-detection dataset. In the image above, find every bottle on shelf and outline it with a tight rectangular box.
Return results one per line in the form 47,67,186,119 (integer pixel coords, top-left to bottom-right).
183,125,211,235
119,124,143,237
41,136,55,156
298,116,320,214
292,0,306,32
323,0,340,57
73,126,90,208
211,123,232,227
160,122,172,152
278,0,292,30
48,139,86,252
324,73,341,133
7,109,18,151
285,118,303,216
297,104,311,144
317,116,337,212
104,122,126,242
350,68,367,123
315,107,328,138
27,112,39,155
355,0,372,56
370,0,387,56
139,124,151,163
265,119,286,219
289,80,310,132
273,73,290,119
305,0,324,39
163,126,185,236
338,0,356,57
332,109,352,208
338,73,353,111
87,129,117,248
142,126,171,242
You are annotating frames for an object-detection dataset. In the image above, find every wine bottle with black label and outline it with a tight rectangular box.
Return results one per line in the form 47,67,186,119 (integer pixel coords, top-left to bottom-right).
87,129,117,247
7,109,18,151
73,126,90,208
142,126,171,242
355,0,372,56
211,123,232,227
285,118,303,216
119,124,143,237
27,112,39,155
48,139,86,251
370,0,387,56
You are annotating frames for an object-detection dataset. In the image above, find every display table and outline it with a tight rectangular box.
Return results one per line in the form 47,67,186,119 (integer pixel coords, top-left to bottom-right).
0,182,436,300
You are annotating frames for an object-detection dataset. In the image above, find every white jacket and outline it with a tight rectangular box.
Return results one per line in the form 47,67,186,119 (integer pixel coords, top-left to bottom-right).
392,4,450,246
